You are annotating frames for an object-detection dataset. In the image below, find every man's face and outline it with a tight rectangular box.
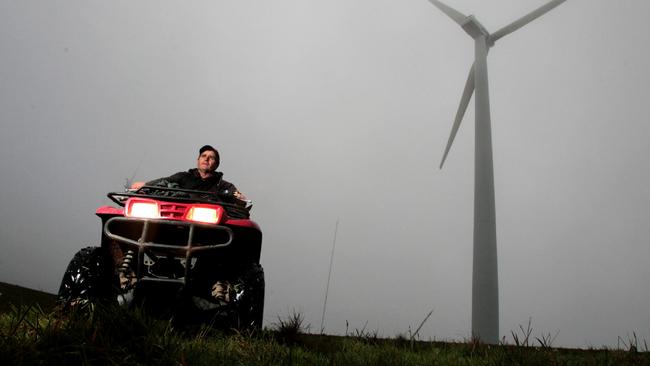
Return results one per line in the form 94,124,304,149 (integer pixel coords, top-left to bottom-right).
197,150,218,173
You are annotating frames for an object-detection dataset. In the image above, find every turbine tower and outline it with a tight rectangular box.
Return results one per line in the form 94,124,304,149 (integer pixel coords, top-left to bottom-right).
426,0,567,343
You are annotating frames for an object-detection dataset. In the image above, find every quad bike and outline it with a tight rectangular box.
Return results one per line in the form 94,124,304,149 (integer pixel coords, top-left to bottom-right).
57,186,264,330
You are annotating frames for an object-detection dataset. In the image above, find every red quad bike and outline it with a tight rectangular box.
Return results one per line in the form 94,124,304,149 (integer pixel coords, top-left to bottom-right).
57,186,264,330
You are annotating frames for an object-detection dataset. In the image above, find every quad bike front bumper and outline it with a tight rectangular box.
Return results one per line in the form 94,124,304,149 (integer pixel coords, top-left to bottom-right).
104,216,233,287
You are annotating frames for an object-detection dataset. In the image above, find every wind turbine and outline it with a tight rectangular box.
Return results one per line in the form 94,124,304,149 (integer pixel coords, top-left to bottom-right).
426,0,567,343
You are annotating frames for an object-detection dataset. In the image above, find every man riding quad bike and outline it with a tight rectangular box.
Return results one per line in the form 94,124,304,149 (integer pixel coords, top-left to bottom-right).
57,146,264,330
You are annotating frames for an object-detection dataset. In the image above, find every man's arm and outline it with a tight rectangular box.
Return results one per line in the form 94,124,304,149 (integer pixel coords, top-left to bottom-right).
130,172,186,189
220,180,249,202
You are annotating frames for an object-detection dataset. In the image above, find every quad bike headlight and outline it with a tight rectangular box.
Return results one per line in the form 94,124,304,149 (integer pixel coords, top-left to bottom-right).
125,198,160,219
185,205,224,224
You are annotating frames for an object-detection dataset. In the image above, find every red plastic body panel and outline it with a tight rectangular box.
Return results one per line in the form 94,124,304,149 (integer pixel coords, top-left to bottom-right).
96,204,259,231
96,206,124,216
224,218,261,230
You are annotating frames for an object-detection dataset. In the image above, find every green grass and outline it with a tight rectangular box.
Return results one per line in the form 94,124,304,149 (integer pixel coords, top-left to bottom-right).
1,283,649,365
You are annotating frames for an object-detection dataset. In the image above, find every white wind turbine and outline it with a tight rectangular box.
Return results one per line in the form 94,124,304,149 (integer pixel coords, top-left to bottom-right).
426,0,567,343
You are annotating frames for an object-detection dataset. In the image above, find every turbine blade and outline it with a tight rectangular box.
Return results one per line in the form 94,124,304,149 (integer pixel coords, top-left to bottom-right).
426,0,468,27
440,64,475,169
489,0,566,44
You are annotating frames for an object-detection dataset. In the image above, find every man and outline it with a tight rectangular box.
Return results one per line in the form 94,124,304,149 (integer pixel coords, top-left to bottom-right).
131,145,246,200
130,145,247,304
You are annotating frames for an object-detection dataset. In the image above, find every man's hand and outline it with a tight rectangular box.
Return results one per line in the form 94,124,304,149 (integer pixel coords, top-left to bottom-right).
131,181,145,190
233,190,248,200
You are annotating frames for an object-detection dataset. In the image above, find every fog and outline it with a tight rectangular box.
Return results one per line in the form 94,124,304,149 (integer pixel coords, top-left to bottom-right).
1,0,649,348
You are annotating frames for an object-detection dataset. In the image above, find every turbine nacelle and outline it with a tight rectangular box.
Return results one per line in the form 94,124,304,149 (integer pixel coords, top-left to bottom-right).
461,15,490,39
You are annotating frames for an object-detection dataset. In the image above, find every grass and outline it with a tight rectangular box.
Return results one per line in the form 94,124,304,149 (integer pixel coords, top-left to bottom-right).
1,283,649,365
3,305,649,366
0,282,56,313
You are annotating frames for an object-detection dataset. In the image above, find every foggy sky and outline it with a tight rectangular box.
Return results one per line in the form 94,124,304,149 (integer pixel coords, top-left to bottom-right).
1,0,649,348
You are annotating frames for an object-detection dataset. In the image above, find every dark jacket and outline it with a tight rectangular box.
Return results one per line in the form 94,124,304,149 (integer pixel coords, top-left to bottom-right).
146,169,237,194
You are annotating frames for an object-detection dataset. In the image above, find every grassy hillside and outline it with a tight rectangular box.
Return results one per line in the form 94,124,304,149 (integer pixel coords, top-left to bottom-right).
1,283,648,365
0,282,56,313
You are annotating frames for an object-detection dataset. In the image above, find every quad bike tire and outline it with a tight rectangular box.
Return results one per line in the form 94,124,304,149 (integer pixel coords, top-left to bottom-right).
57,246,113,310
236,263,265,330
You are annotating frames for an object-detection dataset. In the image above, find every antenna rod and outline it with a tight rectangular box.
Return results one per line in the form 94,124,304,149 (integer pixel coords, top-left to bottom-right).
320,218,339,334
124,155,146,190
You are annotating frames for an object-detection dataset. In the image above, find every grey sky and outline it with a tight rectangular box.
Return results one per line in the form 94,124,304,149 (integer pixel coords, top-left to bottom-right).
1,0,649,348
